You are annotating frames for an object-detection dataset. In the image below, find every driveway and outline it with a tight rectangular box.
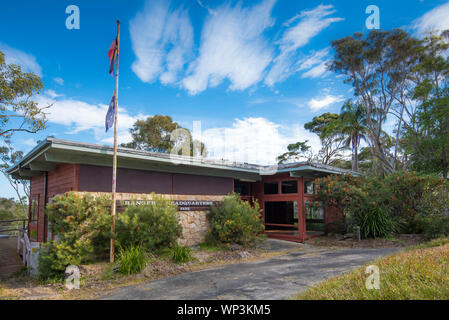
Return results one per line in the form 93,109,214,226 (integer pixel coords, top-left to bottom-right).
101,241,400,300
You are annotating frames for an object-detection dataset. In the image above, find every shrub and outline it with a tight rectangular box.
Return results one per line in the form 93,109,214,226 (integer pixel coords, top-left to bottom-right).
46,192,112,256
314,172,445,238
116,195,182,251
207,193,264,247
37,240,85,281
421,215,449,240
39,192,112,280
171,244,193,264
357,206,397,238
115,245,148,275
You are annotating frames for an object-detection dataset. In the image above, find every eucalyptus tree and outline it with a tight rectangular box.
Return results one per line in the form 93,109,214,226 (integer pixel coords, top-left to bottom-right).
329,29,423,174
402,31,449,178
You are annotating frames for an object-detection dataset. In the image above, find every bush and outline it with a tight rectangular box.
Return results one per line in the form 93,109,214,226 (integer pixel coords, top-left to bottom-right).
421,215,449,240
38,240,85,281
46,192,112,256
207,193,264,247
357,206,397,238
116,195,182,251
115,245,148,275
39,192,112,280
171,244,193,264
314,172,444,238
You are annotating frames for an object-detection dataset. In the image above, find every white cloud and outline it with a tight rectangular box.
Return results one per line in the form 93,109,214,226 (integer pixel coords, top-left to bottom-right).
301,60,329,79
36,93,149,145
201,117,320,165
0,43,42,76
53,77,64,86
182,0,275,95
265,5,343,86
130,0,194,85
45,90,64,99
307,94,344,112
413,2,449,36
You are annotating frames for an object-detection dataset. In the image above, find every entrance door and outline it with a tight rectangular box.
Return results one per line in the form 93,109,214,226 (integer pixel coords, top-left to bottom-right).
264,201,300,240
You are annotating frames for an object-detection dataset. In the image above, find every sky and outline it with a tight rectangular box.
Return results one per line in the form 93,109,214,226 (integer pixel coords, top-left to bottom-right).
1,0,449,199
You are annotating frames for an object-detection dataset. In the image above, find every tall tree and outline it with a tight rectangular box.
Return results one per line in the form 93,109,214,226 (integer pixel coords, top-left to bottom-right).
0,51,48,139
337,100,368,172
329,29,423,174
304,113,345,165
277,141,312,164
122,115,207,157
402,31,449,178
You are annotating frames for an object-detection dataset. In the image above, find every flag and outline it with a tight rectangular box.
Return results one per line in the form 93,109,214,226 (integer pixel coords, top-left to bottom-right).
105,90,116,132
108,37,118,76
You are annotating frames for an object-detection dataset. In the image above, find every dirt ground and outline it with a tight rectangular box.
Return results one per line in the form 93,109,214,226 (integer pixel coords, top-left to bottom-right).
0,245,285,300
305,234,424,248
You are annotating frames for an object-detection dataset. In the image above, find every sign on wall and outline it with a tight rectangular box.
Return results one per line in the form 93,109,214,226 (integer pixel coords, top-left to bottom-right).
117,200,219,212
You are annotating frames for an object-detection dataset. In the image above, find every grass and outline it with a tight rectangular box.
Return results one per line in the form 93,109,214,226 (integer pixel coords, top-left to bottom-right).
295,238,449,300
115,245,148,275
171,245,194,264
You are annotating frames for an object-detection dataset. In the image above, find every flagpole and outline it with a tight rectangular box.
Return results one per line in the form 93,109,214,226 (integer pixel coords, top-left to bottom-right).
110,20,120,264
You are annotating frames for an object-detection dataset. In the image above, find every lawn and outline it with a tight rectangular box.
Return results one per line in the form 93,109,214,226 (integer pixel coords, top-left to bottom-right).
295,238,449,300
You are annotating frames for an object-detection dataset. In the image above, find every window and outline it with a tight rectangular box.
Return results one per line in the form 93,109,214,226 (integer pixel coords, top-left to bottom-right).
264,182,279,195
234,180,250,196
29,197,38,223
304,181,314,194
281,180,298,194
305,201,324,221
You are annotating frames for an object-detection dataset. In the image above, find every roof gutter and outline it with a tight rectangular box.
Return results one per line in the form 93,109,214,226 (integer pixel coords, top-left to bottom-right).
6,139,52,174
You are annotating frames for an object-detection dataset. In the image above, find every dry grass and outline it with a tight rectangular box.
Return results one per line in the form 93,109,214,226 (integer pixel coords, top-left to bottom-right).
295,238,449,300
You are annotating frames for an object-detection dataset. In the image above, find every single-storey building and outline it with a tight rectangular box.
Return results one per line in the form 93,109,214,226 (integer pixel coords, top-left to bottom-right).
7,137,358,245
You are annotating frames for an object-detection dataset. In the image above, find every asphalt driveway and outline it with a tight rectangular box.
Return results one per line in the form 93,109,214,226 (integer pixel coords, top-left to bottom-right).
101,241,400,300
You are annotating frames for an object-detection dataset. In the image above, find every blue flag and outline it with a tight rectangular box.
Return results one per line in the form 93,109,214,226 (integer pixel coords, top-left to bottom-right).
105,90,116,132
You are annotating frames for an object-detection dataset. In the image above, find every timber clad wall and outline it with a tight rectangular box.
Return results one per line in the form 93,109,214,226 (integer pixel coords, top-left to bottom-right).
78,164,233,195
29,163,78,242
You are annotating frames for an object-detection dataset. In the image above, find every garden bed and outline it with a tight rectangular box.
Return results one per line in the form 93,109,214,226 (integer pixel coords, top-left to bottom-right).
0,244,281,300
306,234,424,249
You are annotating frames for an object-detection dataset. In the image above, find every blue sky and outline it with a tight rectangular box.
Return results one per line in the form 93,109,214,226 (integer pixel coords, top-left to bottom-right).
1,0,449,199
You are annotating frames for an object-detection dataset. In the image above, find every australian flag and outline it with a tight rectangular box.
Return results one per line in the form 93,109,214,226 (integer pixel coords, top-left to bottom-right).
105,90,116,132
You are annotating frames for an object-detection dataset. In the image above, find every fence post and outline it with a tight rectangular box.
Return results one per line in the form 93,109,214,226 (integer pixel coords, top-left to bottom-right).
356,226,361,242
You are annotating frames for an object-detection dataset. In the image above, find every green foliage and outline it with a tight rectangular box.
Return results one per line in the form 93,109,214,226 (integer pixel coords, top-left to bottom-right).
314,172,444,238
116,195,182,251
358,206,397,238
46,192,112,256
207,193,264,247
115,245,148,275
37,241,84,281
420,215,449,240
277,141,312,164
121,115,207,157
171,244,193,264
0,50,47,139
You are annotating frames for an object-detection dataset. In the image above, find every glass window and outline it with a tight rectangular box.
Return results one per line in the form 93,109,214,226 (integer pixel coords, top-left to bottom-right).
305,201,324,221
29,197,38,223
304,181,314,194
234,180,250,196
281,180,298,194
264,182,279,195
